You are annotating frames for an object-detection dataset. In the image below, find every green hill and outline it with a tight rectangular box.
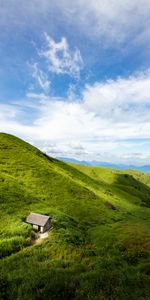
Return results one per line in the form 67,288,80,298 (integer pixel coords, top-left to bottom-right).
0,133,150,300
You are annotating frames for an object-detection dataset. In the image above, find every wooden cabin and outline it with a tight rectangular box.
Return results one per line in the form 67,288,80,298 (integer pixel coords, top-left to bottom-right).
26,213,52,233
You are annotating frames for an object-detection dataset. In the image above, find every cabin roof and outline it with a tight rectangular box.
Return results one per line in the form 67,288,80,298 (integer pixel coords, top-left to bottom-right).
26,213,50,226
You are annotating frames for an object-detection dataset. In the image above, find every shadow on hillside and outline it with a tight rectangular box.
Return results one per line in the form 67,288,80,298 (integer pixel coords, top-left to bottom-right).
58,162,150,208
36,151,150,209
112,173,150,208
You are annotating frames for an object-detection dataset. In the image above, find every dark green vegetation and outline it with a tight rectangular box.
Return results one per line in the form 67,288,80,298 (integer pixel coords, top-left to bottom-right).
0,133,150,300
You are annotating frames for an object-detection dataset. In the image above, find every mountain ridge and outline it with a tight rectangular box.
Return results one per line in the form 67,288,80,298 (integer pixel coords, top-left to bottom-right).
58,156,150,174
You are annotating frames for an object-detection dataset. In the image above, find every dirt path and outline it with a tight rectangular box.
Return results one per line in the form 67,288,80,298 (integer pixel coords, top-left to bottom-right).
31,231,49,245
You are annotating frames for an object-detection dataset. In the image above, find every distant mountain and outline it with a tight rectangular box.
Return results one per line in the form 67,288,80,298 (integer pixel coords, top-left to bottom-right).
58,156,150,174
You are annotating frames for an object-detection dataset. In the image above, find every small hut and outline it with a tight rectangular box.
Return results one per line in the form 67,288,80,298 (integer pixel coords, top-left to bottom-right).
26,213,52,233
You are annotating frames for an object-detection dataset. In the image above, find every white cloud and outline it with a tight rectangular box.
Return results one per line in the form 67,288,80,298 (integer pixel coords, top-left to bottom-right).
38,141,88,158
1,0,150,50
83,69,150,122
67,84,77,100
0,104,18,120
59,0,150,47
39,33,83,79
1,69,150,164
29,62,51,93
26,92,50,102
33,100,98,140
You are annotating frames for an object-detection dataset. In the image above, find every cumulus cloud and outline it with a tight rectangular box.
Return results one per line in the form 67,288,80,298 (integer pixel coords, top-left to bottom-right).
83,69,150,121
1,69,150,164
39,33,83,79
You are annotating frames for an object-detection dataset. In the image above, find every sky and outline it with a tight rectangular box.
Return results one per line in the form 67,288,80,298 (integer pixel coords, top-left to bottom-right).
0,0,150,165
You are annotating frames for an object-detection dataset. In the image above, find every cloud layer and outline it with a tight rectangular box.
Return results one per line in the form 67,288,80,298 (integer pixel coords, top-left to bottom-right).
1,0,150,47
1,69,150,164
62,0,150,45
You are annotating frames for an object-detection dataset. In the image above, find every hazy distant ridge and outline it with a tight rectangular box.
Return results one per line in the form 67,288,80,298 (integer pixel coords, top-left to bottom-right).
58,157,150,174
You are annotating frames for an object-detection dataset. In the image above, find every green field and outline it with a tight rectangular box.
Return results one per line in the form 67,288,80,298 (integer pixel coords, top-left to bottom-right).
0,133,150,300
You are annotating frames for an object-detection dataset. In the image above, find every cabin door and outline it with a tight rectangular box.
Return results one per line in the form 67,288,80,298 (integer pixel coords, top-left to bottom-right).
40,226,44,233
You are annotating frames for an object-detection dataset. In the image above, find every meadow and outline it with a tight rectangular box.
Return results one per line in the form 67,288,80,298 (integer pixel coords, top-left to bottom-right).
0,133,150,300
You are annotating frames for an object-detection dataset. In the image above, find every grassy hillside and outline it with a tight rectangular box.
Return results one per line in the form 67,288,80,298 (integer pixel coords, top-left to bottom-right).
0,133,150,300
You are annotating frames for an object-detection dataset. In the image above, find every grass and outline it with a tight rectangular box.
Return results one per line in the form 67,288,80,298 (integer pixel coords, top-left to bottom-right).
0,132,150,299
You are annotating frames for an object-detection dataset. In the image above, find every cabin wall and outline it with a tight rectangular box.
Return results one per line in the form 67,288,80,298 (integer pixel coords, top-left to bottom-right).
43,220,51,232
31,219,51,233
33,224,39,231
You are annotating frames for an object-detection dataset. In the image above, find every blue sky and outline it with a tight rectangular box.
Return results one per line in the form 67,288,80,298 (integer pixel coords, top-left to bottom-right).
1,0,150,165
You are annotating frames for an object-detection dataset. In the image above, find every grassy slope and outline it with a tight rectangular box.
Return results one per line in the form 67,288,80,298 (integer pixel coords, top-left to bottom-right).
0,133,150,300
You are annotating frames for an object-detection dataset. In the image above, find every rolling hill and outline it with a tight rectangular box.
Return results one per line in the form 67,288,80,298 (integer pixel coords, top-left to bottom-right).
0,133,150,300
